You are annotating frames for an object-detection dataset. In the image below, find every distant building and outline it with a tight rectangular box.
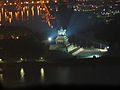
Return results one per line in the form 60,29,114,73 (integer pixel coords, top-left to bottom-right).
49,27,69,52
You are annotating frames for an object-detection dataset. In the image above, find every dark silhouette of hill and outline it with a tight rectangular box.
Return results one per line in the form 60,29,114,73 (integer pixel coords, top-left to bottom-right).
0,26,48,61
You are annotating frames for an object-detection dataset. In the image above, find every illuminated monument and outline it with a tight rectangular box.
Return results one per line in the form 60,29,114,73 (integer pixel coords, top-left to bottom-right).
49,27,69,51
55,27,69,45
49,27,109,58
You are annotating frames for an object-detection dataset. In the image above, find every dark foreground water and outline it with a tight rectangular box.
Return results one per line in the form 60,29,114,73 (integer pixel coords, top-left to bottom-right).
1,59,120,88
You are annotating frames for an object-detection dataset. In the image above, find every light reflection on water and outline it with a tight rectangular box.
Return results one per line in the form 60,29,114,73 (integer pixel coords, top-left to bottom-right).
20,68,25,82
56,67,70,84
0,64,74,87
0,5,42,23
0,3,55,28
40,68,45,83
0,64,47,87
0,68,4,82
0,63,120,87
0,74,3,82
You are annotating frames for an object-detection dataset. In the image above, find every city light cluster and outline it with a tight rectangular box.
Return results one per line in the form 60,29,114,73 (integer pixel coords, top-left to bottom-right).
0,0,120,27
0,0,56,28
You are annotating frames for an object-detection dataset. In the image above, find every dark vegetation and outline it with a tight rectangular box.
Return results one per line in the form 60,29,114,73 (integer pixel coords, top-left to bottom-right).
0,26,48,61
70,13,120,57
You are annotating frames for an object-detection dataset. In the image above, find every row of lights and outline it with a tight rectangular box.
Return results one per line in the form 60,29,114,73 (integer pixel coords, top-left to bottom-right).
1,0,59,6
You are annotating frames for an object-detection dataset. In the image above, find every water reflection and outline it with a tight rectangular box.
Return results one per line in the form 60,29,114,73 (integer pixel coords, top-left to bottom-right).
0,68,3,72
1,62,120,87
56,67,70,84
20,68,25,82
0,64,95,87
0,64,46,87
0,67,4,82
40,68,45,83
0,1,55,28
0,74,3,82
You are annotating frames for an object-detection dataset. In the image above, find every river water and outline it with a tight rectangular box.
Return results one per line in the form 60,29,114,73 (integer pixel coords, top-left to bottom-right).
1,61,120,88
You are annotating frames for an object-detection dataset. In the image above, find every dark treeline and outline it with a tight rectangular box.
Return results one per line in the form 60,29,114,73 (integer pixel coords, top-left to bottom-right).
90,14,120,53
70,13,120,56
0,26,49,61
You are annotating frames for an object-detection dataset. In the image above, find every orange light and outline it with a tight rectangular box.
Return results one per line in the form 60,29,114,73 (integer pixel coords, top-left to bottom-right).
15,12,19,20
9,18,12,23
27,10,29,17
55,0,58,3
95,6,98,8
10,3,12,5
1,8,3,13
21,2,23,4
4,3,6,5
0,12,1,22
46,1,49,3
43,8,45,11
9,12,13,18
31,6,34,16
42,1,45,3
37,1,40,3
5,12,7,20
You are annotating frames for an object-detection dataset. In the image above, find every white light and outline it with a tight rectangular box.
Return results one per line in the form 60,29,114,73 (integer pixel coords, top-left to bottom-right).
106,46,109,49
48,37,52,42
72,48,84,56
20,68,25,81
0,59,2,62
58,28,66,35
99,49,108,52
20,58,23,61
40,68,45,83
86,54,101,58
74,9,77,11
40,68,44,76
0,59,3,63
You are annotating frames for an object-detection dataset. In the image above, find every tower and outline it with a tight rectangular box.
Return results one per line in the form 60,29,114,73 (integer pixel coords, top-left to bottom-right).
55,27,69,45
49,27,69,52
